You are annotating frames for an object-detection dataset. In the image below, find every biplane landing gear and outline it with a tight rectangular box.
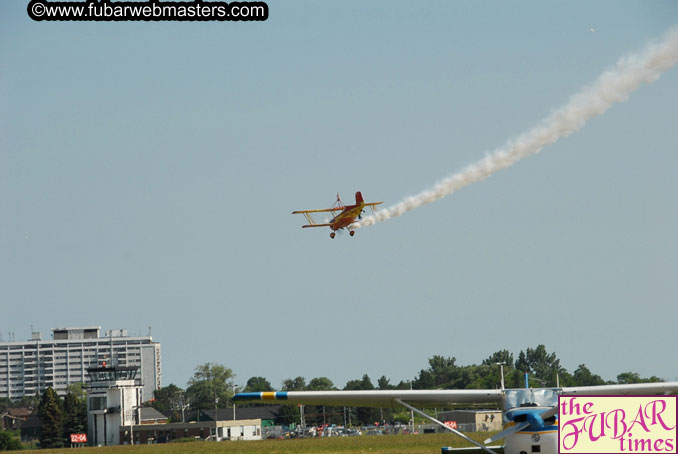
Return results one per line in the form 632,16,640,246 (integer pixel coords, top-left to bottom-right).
330,232,336,239
349,230,355,237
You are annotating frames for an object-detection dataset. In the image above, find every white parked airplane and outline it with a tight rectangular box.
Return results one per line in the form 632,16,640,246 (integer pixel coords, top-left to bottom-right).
234,381,678,454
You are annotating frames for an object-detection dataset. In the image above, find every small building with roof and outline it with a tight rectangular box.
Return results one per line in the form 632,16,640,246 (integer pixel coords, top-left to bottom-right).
193,407,279,427
1,407,32,431
121,418,262,443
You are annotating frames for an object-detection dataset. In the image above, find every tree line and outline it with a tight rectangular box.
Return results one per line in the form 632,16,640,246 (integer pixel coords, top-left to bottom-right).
151,345,664,427
0,384,87,451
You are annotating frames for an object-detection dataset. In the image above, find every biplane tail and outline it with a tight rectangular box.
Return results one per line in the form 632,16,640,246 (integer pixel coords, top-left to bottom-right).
355,191,364,204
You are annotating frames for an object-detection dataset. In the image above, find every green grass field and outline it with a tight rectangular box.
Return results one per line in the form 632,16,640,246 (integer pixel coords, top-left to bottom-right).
31,432,495,454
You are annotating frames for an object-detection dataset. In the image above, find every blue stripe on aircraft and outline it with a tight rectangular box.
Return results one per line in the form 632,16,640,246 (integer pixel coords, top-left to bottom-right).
232,392,260,401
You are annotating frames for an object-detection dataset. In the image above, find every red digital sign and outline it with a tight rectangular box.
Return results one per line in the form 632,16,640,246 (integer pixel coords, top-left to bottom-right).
444,421,457,429
70,433,87,443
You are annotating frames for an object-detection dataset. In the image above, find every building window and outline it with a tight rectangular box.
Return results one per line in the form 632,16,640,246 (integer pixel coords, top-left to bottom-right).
89,396,107,410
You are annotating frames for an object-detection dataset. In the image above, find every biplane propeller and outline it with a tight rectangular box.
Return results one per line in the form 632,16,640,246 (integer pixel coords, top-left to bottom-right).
292,191,382,239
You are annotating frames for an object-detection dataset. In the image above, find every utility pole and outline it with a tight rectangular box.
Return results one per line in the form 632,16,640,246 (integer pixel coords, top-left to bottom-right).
214,396,219,441
409,381,414,433
232,383,237,421
180,397,190,423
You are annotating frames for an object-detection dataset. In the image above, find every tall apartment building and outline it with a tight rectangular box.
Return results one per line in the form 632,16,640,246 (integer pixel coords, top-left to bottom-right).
0,326,161,401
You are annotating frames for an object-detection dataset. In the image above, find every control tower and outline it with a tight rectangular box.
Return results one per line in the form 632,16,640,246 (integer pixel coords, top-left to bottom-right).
86,365,142,446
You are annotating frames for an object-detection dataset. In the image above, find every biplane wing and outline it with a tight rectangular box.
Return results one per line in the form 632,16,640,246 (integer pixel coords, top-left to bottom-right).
292,208,344,214
293,208,343,227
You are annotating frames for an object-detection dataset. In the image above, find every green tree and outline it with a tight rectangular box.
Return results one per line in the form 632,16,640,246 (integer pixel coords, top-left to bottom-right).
152,384,185,420
0,430,23,451
38,387,63,449
572,364,606,386
344,374,375,391
305,378,336,425
185,363,234,410
377,376,393,390
413,356,459,389
375,376,396,422
62,388,87,444
557,370,576,387
307,377,334,391
66,383,87,402
15,393,40,410
281,377,306,391
504,368,527,388
616,372,663,384
273,405,300,426
482,350,514,368
344,375,379,426
481,351,518,389
274,377,307,425
463,364,500,389
244,377,273,392
394,380,412,390
514,345,564,387
0,398,12,414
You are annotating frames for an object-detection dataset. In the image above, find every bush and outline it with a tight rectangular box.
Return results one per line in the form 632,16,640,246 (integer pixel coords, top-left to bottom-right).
0,430,23,451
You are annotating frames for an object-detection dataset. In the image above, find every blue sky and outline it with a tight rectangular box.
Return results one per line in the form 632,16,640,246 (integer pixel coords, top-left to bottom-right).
2,1,677,391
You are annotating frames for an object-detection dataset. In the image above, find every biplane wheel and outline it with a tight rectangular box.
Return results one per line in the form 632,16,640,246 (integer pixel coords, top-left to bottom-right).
330,232,336,239
349,231,355,237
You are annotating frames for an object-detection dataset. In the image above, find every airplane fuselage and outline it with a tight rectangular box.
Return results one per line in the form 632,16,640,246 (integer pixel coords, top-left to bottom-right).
330,202,364,231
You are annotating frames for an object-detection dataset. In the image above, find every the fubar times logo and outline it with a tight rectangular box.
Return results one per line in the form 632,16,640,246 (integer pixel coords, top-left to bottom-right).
559,396,677,454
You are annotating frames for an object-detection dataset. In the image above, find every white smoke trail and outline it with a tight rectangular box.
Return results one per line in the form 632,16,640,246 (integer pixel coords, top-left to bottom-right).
352,27,678,229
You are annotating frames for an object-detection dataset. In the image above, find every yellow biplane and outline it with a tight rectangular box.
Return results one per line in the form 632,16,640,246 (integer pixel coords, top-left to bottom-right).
292,191,382,238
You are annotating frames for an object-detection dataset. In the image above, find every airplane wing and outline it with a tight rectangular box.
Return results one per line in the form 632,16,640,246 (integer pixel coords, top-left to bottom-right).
233,389,503,408
292,208,344,214
234,383,678,407
560,381,678,395
293,209,340,227
363,202,383,207
235,389,505,454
